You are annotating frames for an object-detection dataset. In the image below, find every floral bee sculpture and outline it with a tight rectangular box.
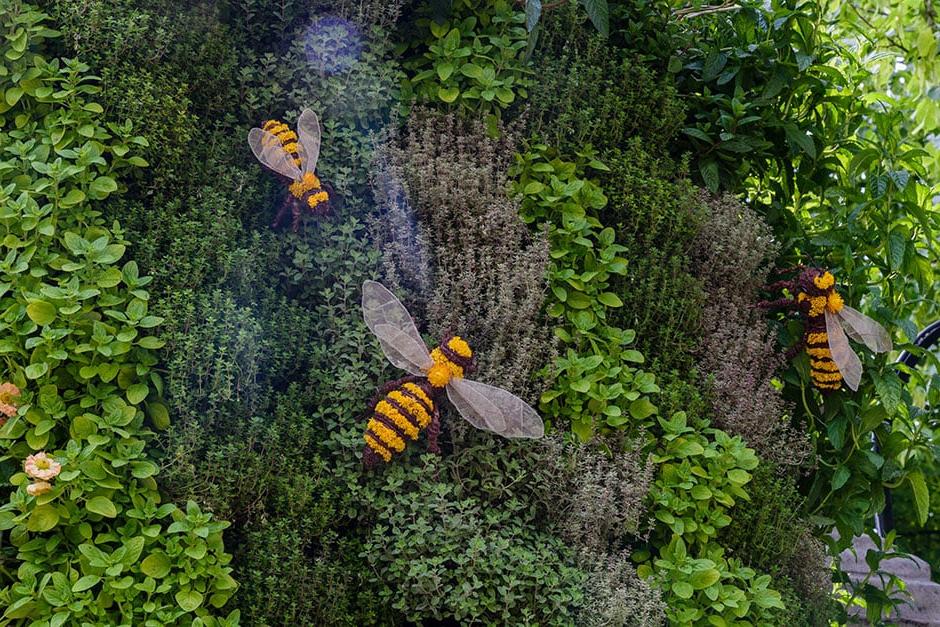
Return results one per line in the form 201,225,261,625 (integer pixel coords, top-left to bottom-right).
760,267,892,392
360,281,544,467
247,108,336,231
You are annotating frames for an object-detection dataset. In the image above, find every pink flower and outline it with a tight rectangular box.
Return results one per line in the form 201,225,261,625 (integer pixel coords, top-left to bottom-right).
0,382,21,419
27,481,52,497
24,452,61,481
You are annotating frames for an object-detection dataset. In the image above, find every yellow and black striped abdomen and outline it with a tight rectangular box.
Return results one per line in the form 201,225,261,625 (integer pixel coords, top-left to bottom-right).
261,119,302,168
364,382,435,464
805,330,842,391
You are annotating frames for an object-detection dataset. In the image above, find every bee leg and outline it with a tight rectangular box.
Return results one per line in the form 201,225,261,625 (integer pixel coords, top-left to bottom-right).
785,339,805,360
427,405,441,455
291,201,302,232
757,297,797,310
763,279,797,293
272,198,290,229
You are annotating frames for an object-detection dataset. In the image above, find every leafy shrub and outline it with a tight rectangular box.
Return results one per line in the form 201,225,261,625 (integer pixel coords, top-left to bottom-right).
718,463,838,625
693,192,811,467
673,0,842,193
635,412,785,625
0,5,236,623
375,111,553,402
400,0,532,117
578,550,665,627
359,455,587,625
510,142,659,439
600,142,706,374
527,36,685,158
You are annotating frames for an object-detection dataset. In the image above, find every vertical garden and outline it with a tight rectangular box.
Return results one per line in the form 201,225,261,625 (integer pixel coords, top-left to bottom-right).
0,0,937,625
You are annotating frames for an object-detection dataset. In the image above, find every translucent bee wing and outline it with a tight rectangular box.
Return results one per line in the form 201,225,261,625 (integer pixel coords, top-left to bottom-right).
836,305,893,354
446,377,545,439
361,280,433,375
248,127,302,181
296,108,321,175
825,309,863,392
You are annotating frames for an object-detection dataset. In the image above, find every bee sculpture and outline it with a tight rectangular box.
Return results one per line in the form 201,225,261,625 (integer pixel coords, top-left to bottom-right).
247,108,336,231
760,266,892,392
360,281,544,467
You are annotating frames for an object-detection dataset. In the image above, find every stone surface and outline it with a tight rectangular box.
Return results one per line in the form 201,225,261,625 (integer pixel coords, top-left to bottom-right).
839,534,940,626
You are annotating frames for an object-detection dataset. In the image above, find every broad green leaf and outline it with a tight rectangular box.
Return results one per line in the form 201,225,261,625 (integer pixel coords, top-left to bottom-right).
148,402,171,430
88,176,118,198
72,575,100,592
579,0,609,36
141,552,172,578
690,568,721,590
175,589,204,612
127,383,148,405
27,504,59,532
437,87,460,104
629,398,657,420
86,496,117,518
699,159,719,192
909,471,929,525
26,301,56,325
672,580,694,599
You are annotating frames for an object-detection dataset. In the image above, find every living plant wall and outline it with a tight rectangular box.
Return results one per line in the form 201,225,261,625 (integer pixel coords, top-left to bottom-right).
0,0,936,625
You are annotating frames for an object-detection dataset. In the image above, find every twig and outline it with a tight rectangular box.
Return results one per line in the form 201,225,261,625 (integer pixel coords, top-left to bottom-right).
514,0,570,11
674,0,741,20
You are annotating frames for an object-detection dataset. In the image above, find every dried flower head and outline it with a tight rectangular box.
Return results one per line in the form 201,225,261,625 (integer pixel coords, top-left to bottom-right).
27,481,53,497
0,381,21,419
693,193,811,468
24,452,62,481
373,110,554,403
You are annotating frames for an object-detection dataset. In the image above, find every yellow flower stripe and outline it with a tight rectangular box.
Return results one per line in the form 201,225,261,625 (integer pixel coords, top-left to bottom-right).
262,119,281,132
307,191,329,208
388,391,430,429
368,419,406,452
811,371,843,383
376,399,419,439
275,129,298,143
815,381,842,390
364,434,392,462
447,336,472,357
430,348,463,378
403,383,433,407
288,172,324,199
282,141,300,155
807,347,832,359
807,332,828,345
813,272,835,289
811,359,840,372
808,296,827,317
827,292,844,313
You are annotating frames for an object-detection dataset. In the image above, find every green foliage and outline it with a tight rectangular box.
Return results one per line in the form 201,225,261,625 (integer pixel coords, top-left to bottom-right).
523,0,610,36
527,37,686,159
719,463,840,625
401,0,532,116
602,143,706,373
636,412,785,625
511,143,659,440
674,0,841,193
359,456,587,625
0,5,235,623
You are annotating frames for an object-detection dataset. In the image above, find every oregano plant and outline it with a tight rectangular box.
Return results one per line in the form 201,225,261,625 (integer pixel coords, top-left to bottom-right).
0,5,237,625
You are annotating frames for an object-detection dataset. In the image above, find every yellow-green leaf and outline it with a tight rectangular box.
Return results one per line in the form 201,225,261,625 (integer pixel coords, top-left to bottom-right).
26,301,56,325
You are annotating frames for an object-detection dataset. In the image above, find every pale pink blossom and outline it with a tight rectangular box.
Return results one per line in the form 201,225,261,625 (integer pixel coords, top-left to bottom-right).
24,452,61,481
26,481,52,496
0,382,21,418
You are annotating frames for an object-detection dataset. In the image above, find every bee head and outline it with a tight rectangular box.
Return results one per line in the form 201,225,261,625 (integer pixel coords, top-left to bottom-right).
439,334,475,375
798,266,835,295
